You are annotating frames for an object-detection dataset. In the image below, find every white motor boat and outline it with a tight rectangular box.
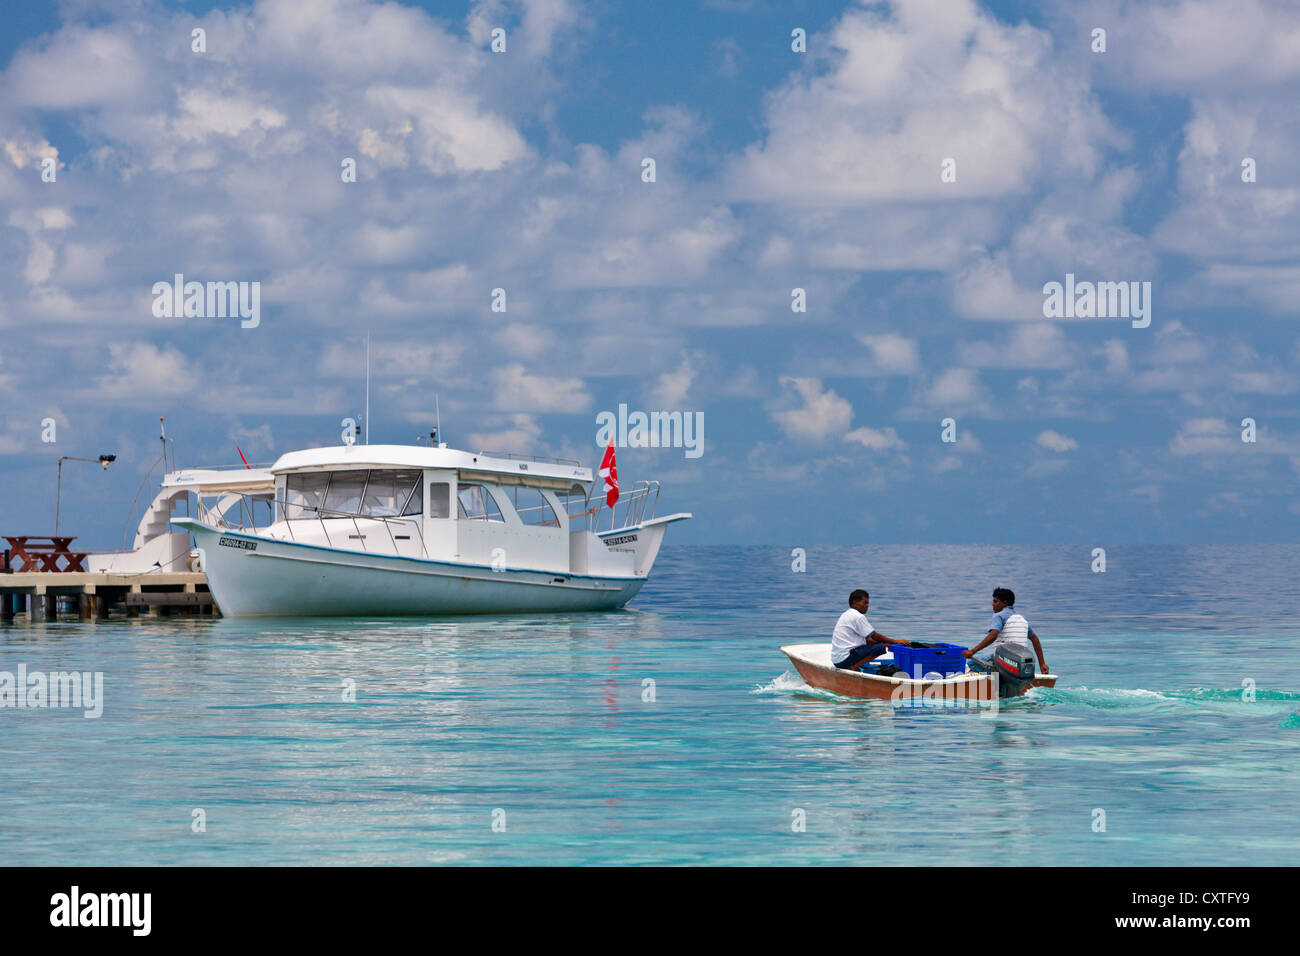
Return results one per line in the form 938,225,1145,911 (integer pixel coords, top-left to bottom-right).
171,442,690,617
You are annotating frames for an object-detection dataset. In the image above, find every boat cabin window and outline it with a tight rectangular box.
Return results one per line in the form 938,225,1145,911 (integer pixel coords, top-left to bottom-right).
510,487,560,527
284,470,423,519
284,472,330,519
457,484,504,522
323,472,367,515
428,482,450,519
362,469,422,517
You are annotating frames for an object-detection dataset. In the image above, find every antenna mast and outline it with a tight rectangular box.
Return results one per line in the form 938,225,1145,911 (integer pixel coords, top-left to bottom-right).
365,331,371,445
435,393,441,446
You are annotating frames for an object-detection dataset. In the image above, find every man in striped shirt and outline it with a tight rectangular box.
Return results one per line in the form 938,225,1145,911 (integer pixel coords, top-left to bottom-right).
963,587,1049,674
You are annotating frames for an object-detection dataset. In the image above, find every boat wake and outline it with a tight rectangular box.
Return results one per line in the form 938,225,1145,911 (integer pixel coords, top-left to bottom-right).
1012,685,1300,723
753,671,843,700
757,673,1300,725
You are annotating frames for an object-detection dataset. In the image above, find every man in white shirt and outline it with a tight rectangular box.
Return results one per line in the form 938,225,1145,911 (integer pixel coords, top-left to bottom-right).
832,589,911,670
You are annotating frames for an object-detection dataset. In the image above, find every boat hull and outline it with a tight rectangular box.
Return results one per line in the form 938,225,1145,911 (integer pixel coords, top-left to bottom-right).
177,521,646,617
781,643,1058,702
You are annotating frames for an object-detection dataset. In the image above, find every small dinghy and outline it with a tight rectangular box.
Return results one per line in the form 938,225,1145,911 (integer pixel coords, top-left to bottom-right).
780,643,1058,703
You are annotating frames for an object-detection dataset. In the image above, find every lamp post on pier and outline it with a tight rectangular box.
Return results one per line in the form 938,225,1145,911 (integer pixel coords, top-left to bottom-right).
55,455,116,537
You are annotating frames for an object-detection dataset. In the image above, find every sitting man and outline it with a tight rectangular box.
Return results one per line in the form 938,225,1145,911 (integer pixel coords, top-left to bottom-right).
962,587,1048,675
832,589,910,670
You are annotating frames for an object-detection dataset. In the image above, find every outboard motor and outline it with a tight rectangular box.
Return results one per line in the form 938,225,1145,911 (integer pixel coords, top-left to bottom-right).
992,645,1038,699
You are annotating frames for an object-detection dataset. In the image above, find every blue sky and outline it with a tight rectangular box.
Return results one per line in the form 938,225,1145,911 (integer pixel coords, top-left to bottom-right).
1,0,1298,547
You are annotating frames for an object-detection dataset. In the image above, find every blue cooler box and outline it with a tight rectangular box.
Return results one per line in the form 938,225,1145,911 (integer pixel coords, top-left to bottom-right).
891,643,967,677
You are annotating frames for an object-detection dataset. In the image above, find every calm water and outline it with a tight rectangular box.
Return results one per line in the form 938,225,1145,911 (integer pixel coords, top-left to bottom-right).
4,545,1299,865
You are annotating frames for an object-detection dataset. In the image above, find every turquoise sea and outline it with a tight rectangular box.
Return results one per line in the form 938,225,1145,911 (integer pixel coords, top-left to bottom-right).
4,545,1299,865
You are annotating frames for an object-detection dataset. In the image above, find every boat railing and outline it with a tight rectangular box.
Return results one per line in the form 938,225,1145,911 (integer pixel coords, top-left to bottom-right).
197,493,429,559
478,450,583,467
181,462,276,472
594,480,660,532
510,501,564,528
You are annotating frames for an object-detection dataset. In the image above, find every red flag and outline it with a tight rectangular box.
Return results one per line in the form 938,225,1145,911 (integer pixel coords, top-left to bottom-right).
599,440,619,507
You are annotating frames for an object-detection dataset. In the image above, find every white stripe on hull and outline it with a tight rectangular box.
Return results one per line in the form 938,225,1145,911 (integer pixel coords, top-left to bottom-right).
188,525,646,617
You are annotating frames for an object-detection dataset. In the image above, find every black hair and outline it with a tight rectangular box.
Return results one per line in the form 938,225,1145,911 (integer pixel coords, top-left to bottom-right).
849,589,869,606
993,587,1015,606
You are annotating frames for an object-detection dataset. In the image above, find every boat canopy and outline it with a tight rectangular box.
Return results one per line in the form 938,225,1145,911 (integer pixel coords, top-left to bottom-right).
457,469,586,495
270,444,592,495
162,467,276,496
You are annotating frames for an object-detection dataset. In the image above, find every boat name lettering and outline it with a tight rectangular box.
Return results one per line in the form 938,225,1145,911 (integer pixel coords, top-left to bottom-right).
218,536,257,551
605,533,638,546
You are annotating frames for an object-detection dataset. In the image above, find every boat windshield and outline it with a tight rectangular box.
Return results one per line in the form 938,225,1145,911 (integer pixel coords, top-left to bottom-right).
285,470,422,519
362,470,422,516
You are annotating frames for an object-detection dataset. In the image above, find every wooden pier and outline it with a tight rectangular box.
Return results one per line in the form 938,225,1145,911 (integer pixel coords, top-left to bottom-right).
0,572,217,620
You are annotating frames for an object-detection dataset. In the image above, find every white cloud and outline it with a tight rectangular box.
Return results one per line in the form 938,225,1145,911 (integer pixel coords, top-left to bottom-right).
1078,0,1300,94
362,85,528,174
23,239,55,285
951,252,1046,321
173,89,287,142
1169,418,1243,456
651,355,697,408
728,0,1114,205
6,25,146,108
551,205,739,289
319,340,464,380
469,0,582,59
959,323,1074,369
1,137,58,171
846,425,904,450
358,126,410,167
468,413,543,452
952,430,982,454
1168,418,1300,456
714,37,742,79
492,364,591,413
227,423,275,456
1133,322,1296,395
772,377,853,443
915,368,991,413
355,222,429,265
857,333,920,374
493,322,557,360
1036,429,1078,452
90,342,197,404
1150,96,1300,314
1098,339,1129,375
